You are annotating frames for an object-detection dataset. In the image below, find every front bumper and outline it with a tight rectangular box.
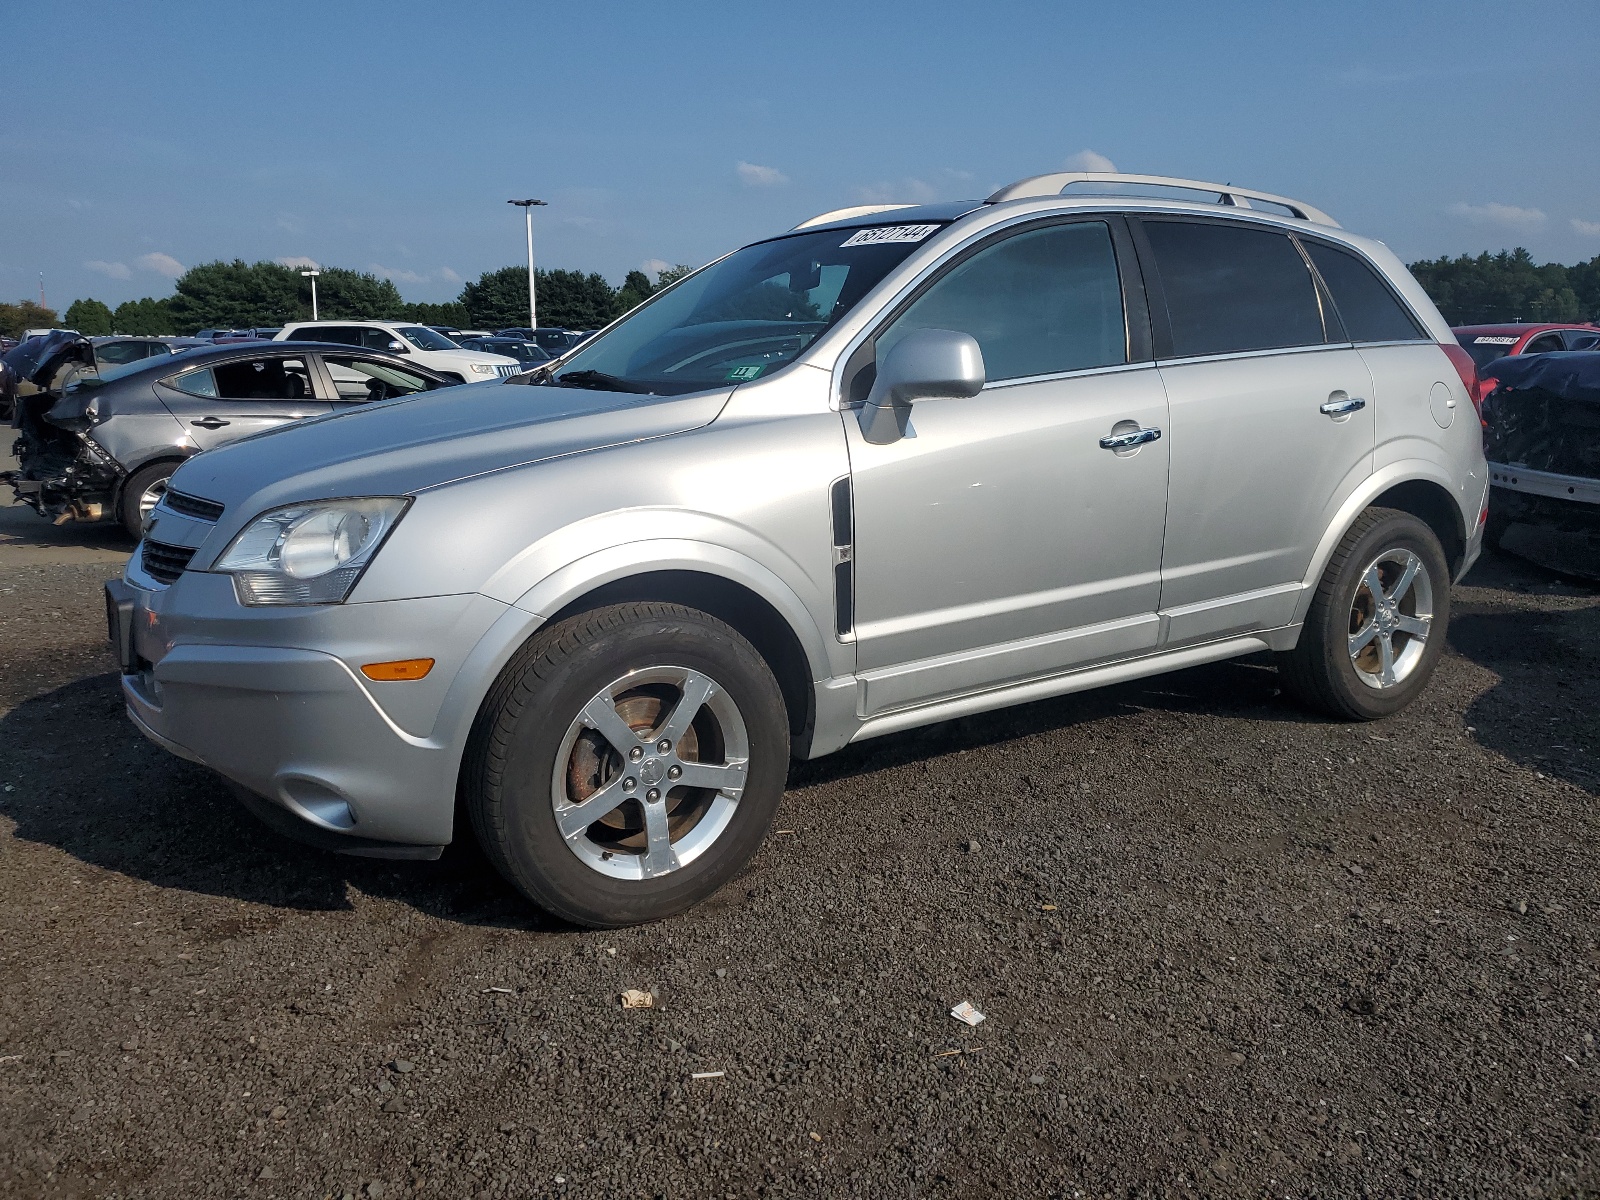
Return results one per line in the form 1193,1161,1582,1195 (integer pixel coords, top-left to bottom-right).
112,566,512,853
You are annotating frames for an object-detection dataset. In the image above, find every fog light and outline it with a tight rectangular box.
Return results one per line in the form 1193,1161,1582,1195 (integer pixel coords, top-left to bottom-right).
361,658,434,681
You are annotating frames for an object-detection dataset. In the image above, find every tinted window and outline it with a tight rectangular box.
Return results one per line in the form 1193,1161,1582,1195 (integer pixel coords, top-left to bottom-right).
878,221,1127,383
1144,220,1324,357
1523,333,1564,355
287,325,362,346
211,356,314,400
1566,330,1600,351
95,341,150,365
1303,241,1425,343
359,328,401,351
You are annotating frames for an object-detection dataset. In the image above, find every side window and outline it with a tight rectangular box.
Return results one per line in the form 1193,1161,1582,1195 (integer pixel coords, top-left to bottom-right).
360,328,399,351
1565,330,1600,351
877,221,1127,383
1303,241,1426,343
1143,220,1325,357
322,355,434,401
210,357,315,401
171,367,218,397
1524,333,1564,354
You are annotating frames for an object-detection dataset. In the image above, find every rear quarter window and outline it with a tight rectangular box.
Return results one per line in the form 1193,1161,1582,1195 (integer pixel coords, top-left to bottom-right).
1303,241,1427,343
1142,219,1325,358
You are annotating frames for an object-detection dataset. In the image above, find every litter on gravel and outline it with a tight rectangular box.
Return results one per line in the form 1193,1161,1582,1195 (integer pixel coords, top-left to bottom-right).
950,1000,986,1026
690,1070,725,1080
481,987,514,994
621,989,654,1009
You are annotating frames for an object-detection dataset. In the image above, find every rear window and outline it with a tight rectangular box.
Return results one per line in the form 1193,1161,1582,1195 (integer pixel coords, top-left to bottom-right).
1303,241,1426,343
1458,333,1516,369
1143,220,1325,358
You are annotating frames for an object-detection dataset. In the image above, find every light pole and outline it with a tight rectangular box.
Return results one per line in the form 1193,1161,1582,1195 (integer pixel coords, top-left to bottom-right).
508,199,547,330
300,269,321,321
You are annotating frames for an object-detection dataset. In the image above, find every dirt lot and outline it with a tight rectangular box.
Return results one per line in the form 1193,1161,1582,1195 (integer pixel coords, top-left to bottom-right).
2,486,1599,1200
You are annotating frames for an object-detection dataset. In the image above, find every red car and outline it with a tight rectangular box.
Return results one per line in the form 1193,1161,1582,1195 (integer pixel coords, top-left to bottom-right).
1455,322,1600,368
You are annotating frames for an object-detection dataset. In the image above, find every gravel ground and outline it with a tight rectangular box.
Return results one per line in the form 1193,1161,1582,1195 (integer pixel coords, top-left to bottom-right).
2,488,1599,1199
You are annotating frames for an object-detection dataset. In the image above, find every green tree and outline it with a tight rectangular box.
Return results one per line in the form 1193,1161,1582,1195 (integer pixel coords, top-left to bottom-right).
1409,249,1585,324
614,269,656,314
313,267,405,321
460,266,619,330
113,297,176,335
168,260,300,332
0,300,60,339
399,301,471,327
64,298,114,335
654,263,696,289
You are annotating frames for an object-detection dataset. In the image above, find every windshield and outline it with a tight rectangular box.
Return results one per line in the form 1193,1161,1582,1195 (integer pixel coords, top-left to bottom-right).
549,223,947,395
1458,332,1518,369
399,326,460,351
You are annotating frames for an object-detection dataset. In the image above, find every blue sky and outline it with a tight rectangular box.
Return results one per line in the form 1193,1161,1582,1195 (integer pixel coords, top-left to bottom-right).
4,0,1597,312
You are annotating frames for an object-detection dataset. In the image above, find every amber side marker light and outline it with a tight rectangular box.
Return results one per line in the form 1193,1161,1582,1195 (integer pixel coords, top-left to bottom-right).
361,658,435,681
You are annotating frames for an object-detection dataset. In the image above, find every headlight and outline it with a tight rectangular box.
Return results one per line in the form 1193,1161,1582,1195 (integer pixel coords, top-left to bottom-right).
213,497,409,606
468,362,498,375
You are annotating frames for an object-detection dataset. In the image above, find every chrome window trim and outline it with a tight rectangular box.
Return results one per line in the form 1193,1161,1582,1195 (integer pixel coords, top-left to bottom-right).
1153,341,1355,369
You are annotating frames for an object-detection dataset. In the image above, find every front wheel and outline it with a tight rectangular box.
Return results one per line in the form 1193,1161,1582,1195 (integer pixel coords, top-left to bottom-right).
463,602,790,927
1277,508,1451,721
119,460,178,539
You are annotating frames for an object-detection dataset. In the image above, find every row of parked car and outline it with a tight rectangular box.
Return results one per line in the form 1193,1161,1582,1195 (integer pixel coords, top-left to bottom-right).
0,320,594,534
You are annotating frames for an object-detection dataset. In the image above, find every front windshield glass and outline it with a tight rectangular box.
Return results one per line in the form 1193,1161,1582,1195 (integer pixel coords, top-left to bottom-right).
78,356,167,386
399,326,460,351
549,223,946,395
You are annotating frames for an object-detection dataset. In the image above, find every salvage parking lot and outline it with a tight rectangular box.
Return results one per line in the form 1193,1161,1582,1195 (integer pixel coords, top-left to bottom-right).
2,474,1600,1198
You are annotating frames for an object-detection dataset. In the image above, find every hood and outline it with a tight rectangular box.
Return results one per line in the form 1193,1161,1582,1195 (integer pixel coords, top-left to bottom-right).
1,330,90,389
444,348,520,365
168,379,734,519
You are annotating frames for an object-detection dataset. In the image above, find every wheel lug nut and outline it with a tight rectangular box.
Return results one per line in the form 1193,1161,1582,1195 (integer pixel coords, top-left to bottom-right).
622,777,636,792
667,765,682,780
628,746,643,761
646,788,661,803
657,739,672,754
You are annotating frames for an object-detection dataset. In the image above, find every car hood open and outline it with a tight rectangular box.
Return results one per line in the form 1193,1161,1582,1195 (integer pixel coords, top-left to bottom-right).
169,380,734,533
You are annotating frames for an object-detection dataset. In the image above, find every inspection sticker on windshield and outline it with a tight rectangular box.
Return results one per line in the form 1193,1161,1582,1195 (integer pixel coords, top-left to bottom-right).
841,224,940,247
726,365,764,381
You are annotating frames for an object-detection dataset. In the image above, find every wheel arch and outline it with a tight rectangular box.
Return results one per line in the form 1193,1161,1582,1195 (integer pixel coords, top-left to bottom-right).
1369,478,1466,577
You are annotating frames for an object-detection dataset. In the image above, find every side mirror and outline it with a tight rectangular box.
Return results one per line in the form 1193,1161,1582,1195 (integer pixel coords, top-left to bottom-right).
387,340,408,354
857,328,985,445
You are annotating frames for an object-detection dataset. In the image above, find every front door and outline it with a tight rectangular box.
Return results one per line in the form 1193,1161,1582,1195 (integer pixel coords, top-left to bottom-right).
1136,217,1376,645
844,218,1171,717
157,353,331,450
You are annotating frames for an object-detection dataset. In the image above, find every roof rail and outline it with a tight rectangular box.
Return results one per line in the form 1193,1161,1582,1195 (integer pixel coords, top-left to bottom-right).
791,203,917,231
985,172,1339,228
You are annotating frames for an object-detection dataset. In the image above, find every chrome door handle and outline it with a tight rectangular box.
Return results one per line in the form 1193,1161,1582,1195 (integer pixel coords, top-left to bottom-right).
1319,397,1366,416
1099,426,1161,450
190,416,230,429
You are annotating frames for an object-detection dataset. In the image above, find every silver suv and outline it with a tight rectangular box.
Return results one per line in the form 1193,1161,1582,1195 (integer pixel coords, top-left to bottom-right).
107,172,1489,927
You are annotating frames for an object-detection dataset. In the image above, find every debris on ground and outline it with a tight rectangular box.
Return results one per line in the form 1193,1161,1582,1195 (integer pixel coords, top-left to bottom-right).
950,1000,986,1026
690,1070,725,1080
620,989,654,1010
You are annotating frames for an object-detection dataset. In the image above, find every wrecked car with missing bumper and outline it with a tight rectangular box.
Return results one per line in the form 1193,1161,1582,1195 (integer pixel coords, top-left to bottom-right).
1483,351,1600,577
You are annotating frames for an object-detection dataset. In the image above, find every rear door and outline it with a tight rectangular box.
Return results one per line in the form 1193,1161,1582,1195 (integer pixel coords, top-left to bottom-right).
156,353,331,450
316,353,441,408
1137,217,1375,645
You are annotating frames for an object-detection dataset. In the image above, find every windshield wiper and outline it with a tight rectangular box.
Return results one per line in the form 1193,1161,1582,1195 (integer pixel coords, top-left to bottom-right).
552,369,654,394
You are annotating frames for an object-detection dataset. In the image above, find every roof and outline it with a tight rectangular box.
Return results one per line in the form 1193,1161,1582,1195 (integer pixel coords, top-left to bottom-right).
1454,323,1599,335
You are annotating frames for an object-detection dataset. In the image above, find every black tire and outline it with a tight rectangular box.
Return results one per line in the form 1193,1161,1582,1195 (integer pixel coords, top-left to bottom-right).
119,460,178,539
462,602,790,927
1277,507,1452,721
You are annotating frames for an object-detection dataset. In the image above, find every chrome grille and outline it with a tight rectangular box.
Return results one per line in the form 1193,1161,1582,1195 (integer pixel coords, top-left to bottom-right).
163,490,225,521
495,363,523,378
141,540,196,585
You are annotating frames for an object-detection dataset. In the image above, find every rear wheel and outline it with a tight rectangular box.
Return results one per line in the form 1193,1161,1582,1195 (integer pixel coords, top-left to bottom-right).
463,602,790,927
119,460,178,539
1278,507,1451,720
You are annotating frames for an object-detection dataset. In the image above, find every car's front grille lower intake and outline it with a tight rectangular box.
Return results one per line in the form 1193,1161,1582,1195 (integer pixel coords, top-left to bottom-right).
163,490,226,521
141,540,196,585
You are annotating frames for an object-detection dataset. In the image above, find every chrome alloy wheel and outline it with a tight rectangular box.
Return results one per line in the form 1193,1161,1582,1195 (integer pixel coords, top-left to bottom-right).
551,666,750,880
1347,548,1434,690
137,478,169,524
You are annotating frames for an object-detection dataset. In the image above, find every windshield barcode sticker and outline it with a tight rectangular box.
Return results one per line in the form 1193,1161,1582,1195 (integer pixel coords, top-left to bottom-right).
1473,336,1518,345
840,224,941,247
